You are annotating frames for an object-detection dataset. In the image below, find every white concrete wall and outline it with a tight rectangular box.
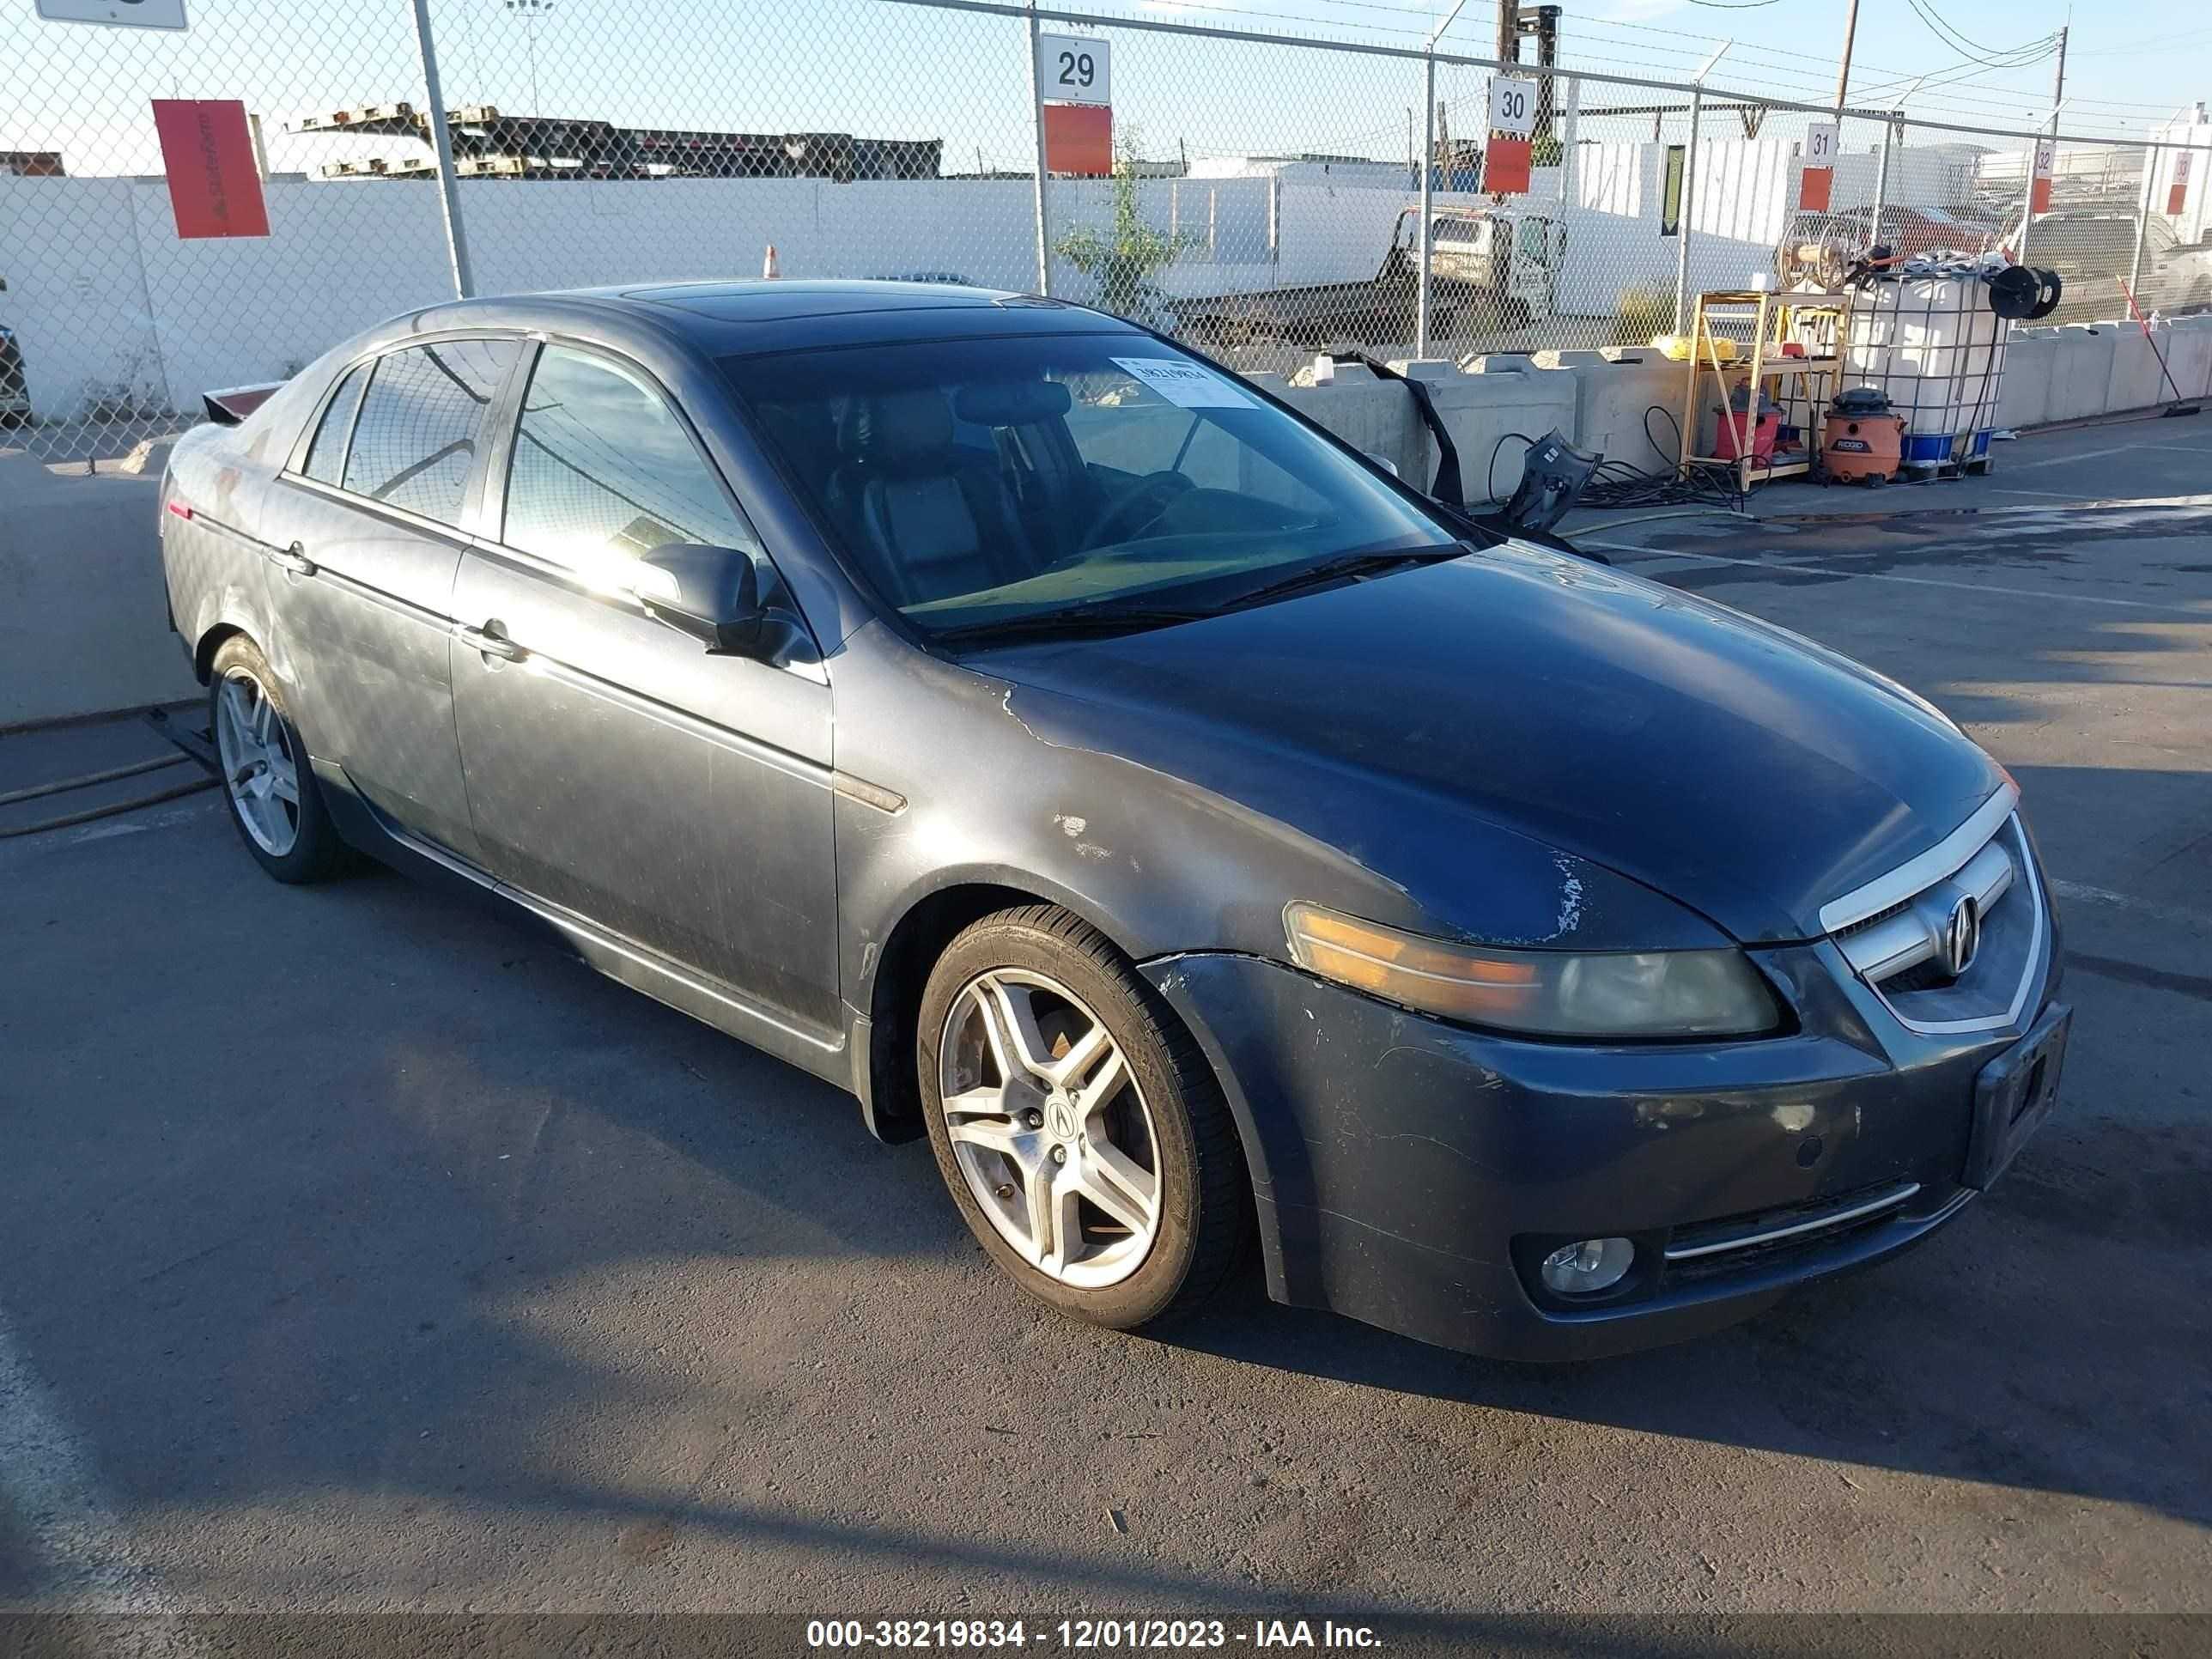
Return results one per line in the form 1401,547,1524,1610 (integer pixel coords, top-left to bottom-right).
1,133,1959,424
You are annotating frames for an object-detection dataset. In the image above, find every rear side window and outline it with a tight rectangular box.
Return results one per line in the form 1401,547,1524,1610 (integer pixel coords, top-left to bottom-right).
342,339,520,526
501,344,754,580
301,363,368,484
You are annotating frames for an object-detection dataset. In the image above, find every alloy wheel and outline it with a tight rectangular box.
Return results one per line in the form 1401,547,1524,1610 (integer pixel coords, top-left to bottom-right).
214,668,301,858
937,968,1163,1289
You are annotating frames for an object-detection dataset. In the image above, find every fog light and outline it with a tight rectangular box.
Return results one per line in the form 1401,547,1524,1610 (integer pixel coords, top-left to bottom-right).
1540,1237,1634,1296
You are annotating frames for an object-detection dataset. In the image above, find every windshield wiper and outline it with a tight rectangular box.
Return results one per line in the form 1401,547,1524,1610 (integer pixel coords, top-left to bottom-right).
932,604,1217,647
1220,545,1465,610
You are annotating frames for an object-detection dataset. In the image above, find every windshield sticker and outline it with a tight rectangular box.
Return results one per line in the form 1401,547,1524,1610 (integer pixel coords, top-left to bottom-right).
1109,356,1255,410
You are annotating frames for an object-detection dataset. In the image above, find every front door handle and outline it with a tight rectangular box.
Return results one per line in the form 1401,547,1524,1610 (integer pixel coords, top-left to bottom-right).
271,542,317,577
458,620,526,662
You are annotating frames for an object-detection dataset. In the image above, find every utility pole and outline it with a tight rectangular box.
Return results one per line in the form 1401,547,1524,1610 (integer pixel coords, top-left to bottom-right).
2020,26,2068,264
1496,0,1520,70
1418,0,1472,356
1833,0,1860,109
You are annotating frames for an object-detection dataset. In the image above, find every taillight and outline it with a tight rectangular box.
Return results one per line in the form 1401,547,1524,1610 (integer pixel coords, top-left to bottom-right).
165,499,193,520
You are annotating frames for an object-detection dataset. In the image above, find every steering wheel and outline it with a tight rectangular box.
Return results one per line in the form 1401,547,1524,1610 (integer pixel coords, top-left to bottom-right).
1085,470,1196,550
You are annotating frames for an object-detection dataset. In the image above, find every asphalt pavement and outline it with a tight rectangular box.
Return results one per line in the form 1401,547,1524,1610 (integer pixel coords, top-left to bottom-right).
2,416,2209,1639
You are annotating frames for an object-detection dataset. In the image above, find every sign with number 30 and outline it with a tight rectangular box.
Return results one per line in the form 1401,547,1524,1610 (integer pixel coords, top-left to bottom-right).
1488,76,1537,137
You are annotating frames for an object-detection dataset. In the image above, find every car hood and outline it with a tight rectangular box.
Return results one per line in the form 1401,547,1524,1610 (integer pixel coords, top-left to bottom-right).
982,542,2005,944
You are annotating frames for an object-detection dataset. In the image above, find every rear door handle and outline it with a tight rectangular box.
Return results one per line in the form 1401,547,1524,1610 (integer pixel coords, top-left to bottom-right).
458,621,526,662
271,542,317,577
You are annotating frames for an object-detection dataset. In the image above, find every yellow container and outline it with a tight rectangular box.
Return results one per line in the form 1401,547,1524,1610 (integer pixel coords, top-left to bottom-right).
1652,333,1740,363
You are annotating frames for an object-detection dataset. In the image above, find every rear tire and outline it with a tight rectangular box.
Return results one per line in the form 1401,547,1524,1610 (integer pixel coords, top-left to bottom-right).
209,635,348,884
917,904,1250,1332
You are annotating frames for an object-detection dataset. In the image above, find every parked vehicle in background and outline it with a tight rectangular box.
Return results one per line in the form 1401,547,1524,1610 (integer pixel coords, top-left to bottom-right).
0,326,31,426
1173,205,1564,352
157,279,2066,1363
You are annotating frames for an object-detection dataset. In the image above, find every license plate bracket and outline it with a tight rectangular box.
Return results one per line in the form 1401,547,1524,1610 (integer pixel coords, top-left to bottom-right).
1964,1002,2070,1190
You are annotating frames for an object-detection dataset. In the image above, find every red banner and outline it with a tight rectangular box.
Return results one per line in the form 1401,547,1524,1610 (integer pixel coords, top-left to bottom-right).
1799,167,1832,212
1485,137,1531,196
1042,103,1111,178
152,99,270,240
2030,177,2053,215
2172,183,2191,217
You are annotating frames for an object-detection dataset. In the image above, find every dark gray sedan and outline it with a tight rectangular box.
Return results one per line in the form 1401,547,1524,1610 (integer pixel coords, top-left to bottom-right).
159,281,2066,1360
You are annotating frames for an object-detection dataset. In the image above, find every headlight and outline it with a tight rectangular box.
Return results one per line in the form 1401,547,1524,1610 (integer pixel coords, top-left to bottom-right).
1283,902,1782,1039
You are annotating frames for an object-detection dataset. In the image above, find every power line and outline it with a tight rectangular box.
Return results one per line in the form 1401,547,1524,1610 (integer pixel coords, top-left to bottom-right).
1901,0,2059,69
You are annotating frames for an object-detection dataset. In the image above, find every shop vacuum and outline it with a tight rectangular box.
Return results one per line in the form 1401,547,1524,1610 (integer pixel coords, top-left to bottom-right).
1822,387,1907,487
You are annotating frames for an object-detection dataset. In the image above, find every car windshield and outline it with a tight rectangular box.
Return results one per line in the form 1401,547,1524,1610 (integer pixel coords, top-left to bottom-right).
722,333,1460,640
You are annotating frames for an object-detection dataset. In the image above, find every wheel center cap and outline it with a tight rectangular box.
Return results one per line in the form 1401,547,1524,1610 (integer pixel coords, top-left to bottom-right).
1045,1098,1078,1142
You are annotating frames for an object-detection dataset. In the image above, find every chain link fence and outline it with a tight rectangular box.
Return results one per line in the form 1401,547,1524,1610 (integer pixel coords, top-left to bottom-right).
4,0,2210,461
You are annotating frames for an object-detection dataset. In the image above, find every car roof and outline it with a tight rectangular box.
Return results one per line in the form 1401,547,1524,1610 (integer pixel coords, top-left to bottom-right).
403,279,1142,359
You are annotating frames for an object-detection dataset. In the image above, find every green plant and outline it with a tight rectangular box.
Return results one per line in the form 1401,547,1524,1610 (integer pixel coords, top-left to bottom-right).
1054,131,1195,325
1613,283,1674,348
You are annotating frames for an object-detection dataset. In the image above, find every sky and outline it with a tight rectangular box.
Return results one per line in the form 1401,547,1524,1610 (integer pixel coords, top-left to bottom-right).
2,0,2206,180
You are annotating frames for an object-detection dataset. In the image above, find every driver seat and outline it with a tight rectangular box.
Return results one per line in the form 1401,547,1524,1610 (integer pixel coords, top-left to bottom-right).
824,390,1035,609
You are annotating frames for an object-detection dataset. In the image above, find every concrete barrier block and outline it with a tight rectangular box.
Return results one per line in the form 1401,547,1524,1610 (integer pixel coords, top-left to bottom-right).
2106,327,2166,414
1996,334,2055,430
2161,316,2212,399
1278,379,1430,485
1424,369,1579,500
1562,356,1687,475
0,460,196,727
2045,327,2117,423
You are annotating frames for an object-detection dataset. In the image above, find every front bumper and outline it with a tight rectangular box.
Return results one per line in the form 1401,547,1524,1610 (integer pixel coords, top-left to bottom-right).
1144,938,2059,1363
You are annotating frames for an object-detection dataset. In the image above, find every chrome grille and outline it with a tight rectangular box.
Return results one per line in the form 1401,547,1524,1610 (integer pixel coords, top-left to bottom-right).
1821,787,2049,1036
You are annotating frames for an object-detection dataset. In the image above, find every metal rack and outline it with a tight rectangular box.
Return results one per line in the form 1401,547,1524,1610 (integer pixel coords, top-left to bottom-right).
1676,289,1852,492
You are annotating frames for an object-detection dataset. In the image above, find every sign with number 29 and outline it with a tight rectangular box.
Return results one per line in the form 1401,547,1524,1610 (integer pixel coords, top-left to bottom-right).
1036,32,1110,106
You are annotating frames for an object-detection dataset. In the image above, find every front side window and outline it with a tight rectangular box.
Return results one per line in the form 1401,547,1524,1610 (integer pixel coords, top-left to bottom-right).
725,334,1459,639
301,362,368,484
501,345,753,588
342,338,520,526
1518,217,1550,261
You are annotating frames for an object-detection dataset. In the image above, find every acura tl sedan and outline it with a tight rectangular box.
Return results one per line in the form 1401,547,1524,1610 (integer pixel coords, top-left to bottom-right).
158,281,2067,1360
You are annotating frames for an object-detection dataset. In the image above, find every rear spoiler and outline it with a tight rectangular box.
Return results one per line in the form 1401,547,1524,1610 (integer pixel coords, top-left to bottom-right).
202,382,286,426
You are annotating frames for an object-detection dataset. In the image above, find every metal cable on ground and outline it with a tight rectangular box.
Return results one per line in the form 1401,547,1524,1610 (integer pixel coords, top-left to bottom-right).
0,750,191,809
0,708,222,839
1486,410,1747,517
0,775,217,839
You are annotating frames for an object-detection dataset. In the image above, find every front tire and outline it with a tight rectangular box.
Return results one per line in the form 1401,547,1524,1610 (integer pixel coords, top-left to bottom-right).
917,904,1249,1331
209,635,347,884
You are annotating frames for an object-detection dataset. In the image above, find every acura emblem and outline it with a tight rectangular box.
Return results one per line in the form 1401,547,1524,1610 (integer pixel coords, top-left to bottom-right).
1942,894,1982,977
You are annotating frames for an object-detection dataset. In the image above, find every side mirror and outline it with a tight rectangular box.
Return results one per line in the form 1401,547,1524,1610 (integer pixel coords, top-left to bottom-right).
632,543,768,658
1364,452,1401,478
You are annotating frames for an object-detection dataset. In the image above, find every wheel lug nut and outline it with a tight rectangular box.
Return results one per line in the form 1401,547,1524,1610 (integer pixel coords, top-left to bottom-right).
995,1182,1015,1200
1051,1146,1068,1166
1024,1109,1044,1128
